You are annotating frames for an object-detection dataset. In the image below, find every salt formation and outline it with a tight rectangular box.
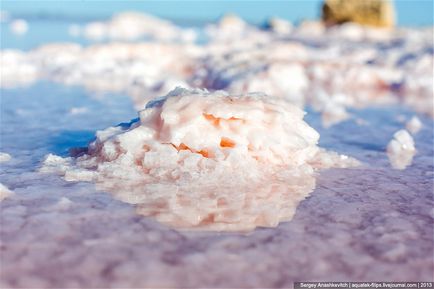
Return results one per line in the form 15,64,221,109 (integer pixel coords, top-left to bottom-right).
405,116,423,135
42,88,358,231
0,50,38,88
69,107,88,115
0,152,11,163
1,17,432,124
0,42,201,108
205,14,270,46
387,129,416,170
264,17,293,35
9,19,28,35
53,197,74,211
81,12,196,42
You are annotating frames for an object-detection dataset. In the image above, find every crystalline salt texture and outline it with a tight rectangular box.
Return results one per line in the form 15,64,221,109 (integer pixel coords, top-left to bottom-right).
387,129,416,170
9,19,28,35
41,88,358,231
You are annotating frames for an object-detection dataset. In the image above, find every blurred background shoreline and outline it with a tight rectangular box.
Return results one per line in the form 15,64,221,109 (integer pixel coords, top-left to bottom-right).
2,0,433,27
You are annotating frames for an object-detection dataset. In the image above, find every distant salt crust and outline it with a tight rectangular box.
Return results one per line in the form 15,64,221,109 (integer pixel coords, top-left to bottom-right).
81,12,196,42
42,88,358,231
405,116,422,135
0,43,200,108
1,17,432,123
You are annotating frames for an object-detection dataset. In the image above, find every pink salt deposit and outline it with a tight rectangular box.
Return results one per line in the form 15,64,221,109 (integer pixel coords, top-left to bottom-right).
42,88,358,231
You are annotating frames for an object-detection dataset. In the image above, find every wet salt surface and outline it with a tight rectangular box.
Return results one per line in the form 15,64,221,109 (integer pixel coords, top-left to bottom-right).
1,82,433,287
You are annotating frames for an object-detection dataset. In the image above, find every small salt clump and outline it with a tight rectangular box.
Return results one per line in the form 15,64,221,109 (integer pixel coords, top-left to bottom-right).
66,87,321,177
264,17,293,35
405,116,422,135
69,107,88,115
10,19,28,35
53,197,74,211
387,129,416,170
0,152,11,163
82,12,195,42
0,50,39,88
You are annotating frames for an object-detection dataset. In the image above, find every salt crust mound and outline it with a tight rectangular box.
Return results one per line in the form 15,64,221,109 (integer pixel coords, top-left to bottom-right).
82,12,196,42
42,88,359,231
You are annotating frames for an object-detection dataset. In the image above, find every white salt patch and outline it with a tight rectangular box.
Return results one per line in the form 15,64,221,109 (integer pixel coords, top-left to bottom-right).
0,152,11,163
266,17,293,35
40,154,72,174
0,183,13,201
405,116,422,135
205,13,270,45
10,19,28,35
53,197,73,210
64,170,96,182
69,107,88,115
208,14,247,38
179,28,197,43
41,88,358,231
387,129,416,170
0,42,200,110
82,12,195,42
0,50,38,88
83,21,106,40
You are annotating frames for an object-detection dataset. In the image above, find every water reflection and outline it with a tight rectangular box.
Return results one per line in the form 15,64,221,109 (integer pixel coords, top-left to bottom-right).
94,168,316,232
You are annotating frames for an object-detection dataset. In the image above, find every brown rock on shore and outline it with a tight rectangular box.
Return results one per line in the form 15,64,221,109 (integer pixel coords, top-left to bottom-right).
322,0,395,27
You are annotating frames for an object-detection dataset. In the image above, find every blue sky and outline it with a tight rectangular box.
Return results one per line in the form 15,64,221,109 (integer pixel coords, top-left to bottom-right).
2,0,433,26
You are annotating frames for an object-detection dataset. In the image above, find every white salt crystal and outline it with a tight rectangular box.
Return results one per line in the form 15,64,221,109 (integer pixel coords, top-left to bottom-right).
0,152,11,163
405,116,422,135
10,19,28,35
387,129,416,170
41,88,358,231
